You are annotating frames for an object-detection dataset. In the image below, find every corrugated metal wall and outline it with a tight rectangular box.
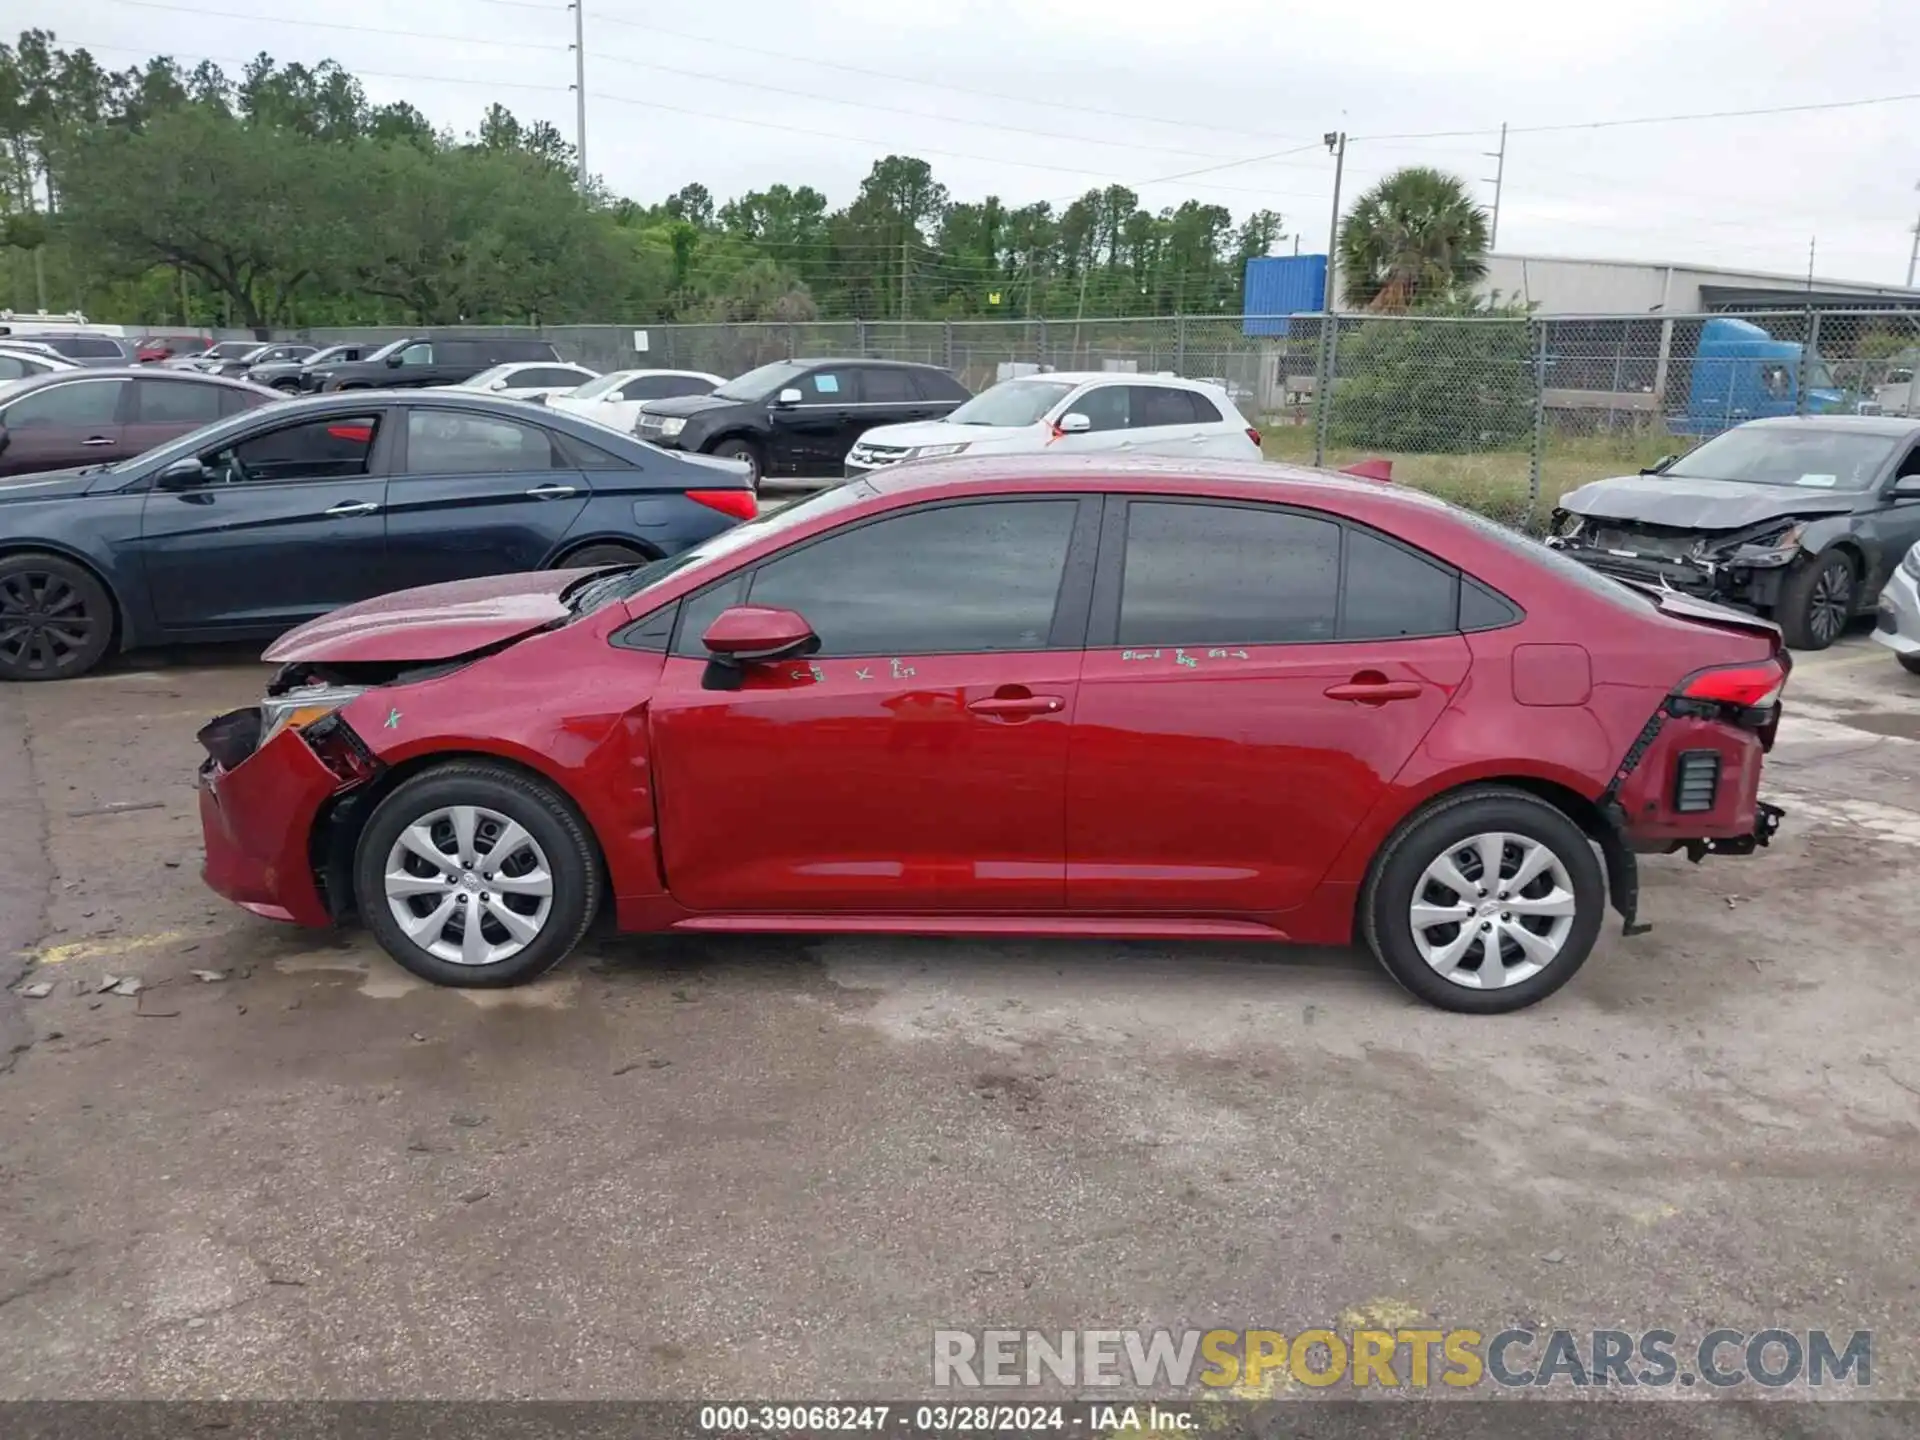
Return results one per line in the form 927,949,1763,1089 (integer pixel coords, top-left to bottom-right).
1242,255,1327,336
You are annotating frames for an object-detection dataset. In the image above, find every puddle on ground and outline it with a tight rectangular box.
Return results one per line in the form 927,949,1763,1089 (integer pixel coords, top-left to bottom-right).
1833,712,1920,743
271,952,578,1007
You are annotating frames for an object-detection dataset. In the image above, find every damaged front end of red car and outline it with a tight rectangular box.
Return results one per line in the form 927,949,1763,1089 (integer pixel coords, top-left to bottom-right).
197,710,378,927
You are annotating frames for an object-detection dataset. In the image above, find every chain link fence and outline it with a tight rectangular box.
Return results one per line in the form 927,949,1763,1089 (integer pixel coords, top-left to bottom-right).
275,308,1920,533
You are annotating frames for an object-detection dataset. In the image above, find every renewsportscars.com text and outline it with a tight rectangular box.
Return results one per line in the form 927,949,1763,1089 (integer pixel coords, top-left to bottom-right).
932,1327,1872,1390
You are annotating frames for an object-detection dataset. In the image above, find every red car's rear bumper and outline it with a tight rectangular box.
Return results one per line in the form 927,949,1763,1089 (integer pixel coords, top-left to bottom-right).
198,727,346,928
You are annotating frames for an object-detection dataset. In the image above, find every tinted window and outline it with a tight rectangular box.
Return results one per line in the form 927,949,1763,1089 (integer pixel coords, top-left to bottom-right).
621,375,712,401
1118,502,1340,645
2,379,123,428
133,379,227,425
1460,577,1522,630
1340,530,1459,639
42,336,126,359
740,500,1077,655
516,367,590,388
860,367,918,404
915,369,971,401
1188,391,1223,423
219,386,264,417
0,354,45,381
799,368,851,402
211,415,379,483
405,410,555,474
553,431,630,470
492,341,561,362
395,342,434,367
1130,386,1200,428
1071,385,1129,432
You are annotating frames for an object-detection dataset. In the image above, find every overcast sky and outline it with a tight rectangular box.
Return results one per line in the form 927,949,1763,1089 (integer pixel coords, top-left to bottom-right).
22,0,1920,285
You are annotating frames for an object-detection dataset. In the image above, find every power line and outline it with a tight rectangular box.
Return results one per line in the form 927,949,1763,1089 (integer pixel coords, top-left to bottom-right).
590,49,1249,161
586,91,1329,200
1357,90,1920,142
584,10,1321,145
96,0,569,51
68,38,571,94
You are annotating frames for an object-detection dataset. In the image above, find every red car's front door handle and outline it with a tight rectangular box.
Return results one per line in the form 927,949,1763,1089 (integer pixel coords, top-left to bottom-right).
1324,679,1424,703
968,694,1065,717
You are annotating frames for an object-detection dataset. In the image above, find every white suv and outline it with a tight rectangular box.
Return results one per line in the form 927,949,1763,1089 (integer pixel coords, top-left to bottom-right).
845,373,1261,475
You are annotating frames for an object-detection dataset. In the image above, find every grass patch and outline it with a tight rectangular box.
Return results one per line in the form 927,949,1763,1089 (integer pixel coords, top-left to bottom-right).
1259,425,1677,532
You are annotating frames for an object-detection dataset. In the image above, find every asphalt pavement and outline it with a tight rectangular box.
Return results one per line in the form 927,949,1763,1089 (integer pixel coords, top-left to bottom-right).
0,630,1916,1405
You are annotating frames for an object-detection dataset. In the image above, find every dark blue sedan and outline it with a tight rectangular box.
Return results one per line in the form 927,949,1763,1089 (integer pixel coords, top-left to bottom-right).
0,389,757,680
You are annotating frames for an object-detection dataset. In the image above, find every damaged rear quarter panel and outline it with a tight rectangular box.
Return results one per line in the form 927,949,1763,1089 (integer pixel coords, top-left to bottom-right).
338,622,670,903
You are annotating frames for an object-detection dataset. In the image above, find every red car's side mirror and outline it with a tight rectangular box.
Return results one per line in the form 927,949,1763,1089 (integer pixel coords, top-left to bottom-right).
702,606,817,663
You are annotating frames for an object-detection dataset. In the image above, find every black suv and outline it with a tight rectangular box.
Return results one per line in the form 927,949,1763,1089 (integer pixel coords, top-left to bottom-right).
634,358,971,487
248,342,373,392
313,336,565,392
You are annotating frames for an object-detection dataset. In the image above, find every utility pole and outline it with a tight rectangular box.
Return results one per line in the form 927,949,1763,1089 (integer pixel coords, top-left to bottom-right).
900,226,911,319
1906,182,1919,288
1807,235,1817,291
1485,122,1508,250
569,1,587,188
1323,130,1346,313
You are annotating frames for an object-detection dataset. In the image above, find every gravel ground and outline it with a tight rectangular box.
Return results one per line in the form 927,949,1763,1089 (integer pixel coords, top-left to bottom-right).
0,630,1915,1410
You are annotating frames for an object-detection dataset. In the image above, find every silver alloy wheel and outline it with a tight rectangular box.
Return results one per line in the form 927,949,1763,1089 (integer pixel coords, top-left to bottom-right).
1408,831,1578,990
382,805,555,966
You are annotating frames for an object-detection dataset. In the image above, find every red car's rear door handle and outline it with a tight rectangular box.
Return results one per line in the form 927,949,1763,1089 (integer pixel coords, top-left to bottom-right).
968,694,1064,717
1324,679,1424,703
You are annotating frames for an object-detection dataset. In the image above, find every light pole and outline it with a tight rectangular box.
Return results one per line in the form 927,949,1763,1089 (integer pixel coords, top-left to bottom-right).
1323,131,1347,313
569,1,588,189
1906,182,1919,288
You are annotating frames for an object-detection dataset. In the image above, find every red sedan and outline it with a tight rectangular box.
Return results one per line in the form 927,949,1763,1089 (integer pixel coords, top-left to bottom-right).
195,457,1787,1013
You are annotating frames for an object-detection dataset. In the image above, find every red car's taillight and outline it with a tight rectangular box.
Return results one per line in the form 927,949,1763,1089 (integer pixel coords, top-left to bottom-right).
1678,657,1788,711
689,488,758,521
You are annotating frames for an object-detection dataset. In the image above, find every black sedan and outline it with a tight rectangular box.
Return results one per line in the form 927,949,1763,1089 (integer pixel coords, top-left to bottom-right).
1550,416,1920,649
0,390,757,681
634,357,970,489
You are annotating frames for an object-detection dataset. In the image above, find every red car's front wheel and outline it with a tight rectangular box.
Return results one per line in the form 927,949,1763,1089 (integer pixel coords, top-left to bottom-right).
354,762,602,987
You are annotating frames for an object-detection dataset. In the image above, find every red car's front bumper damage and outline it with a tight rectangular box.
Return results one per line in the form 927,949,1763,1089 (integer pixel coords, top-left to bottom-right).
197,709,376,927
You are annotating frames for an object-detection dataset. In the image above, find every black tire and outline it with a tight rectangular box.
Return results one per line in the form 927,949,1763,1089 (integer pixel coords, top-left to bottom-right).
1899,654,1920,677
0,551,115,682
711,437,765,492
1776,551,1855,651
1361,786,1605,1015
559,543,651,569
272,380,302,393
353,762,602,988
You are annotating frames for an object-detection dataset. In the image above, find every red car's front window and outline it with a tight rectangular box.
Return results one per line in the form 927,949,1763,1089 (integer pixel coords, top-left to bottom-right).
566,479,881,618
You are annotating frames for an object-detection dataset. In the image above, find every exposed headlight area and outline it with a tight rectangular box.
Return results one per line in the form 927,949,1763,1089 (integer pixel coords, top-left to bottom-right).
1722,522,1806,567
261,684,369,747
199,684,378,783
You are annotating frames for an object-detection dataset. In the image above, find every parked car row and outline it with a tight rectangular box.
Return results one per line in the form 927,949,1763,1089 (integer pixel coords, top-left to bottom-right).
630,360,1264,490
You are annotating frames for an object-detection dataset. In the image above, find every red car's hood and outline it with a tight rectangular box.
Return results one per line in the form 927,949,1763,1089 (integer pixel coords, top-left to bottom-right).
264,569,591,664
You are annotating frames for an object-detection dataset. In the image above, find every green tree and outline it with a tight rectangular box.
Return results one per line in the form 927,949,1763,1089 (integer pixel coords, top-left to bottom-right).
1337,166,1490,312
58,105,352,328
1330,300,1534,453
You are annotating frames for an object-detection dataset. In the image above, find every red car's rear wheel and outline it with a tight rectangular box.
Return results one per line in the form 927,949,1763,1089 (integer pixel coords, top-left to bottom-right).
1362,787,1604,1014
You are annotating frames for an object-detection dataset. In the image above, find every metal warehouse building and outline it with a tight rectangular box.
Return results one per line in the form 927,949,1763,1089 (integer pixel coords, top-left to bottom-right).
1480,253,1920,314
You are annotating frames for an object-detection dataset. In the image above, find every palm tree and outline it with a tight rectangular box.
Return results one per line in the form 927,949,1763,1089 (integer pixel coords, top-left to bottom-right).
1337,167,1491,312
